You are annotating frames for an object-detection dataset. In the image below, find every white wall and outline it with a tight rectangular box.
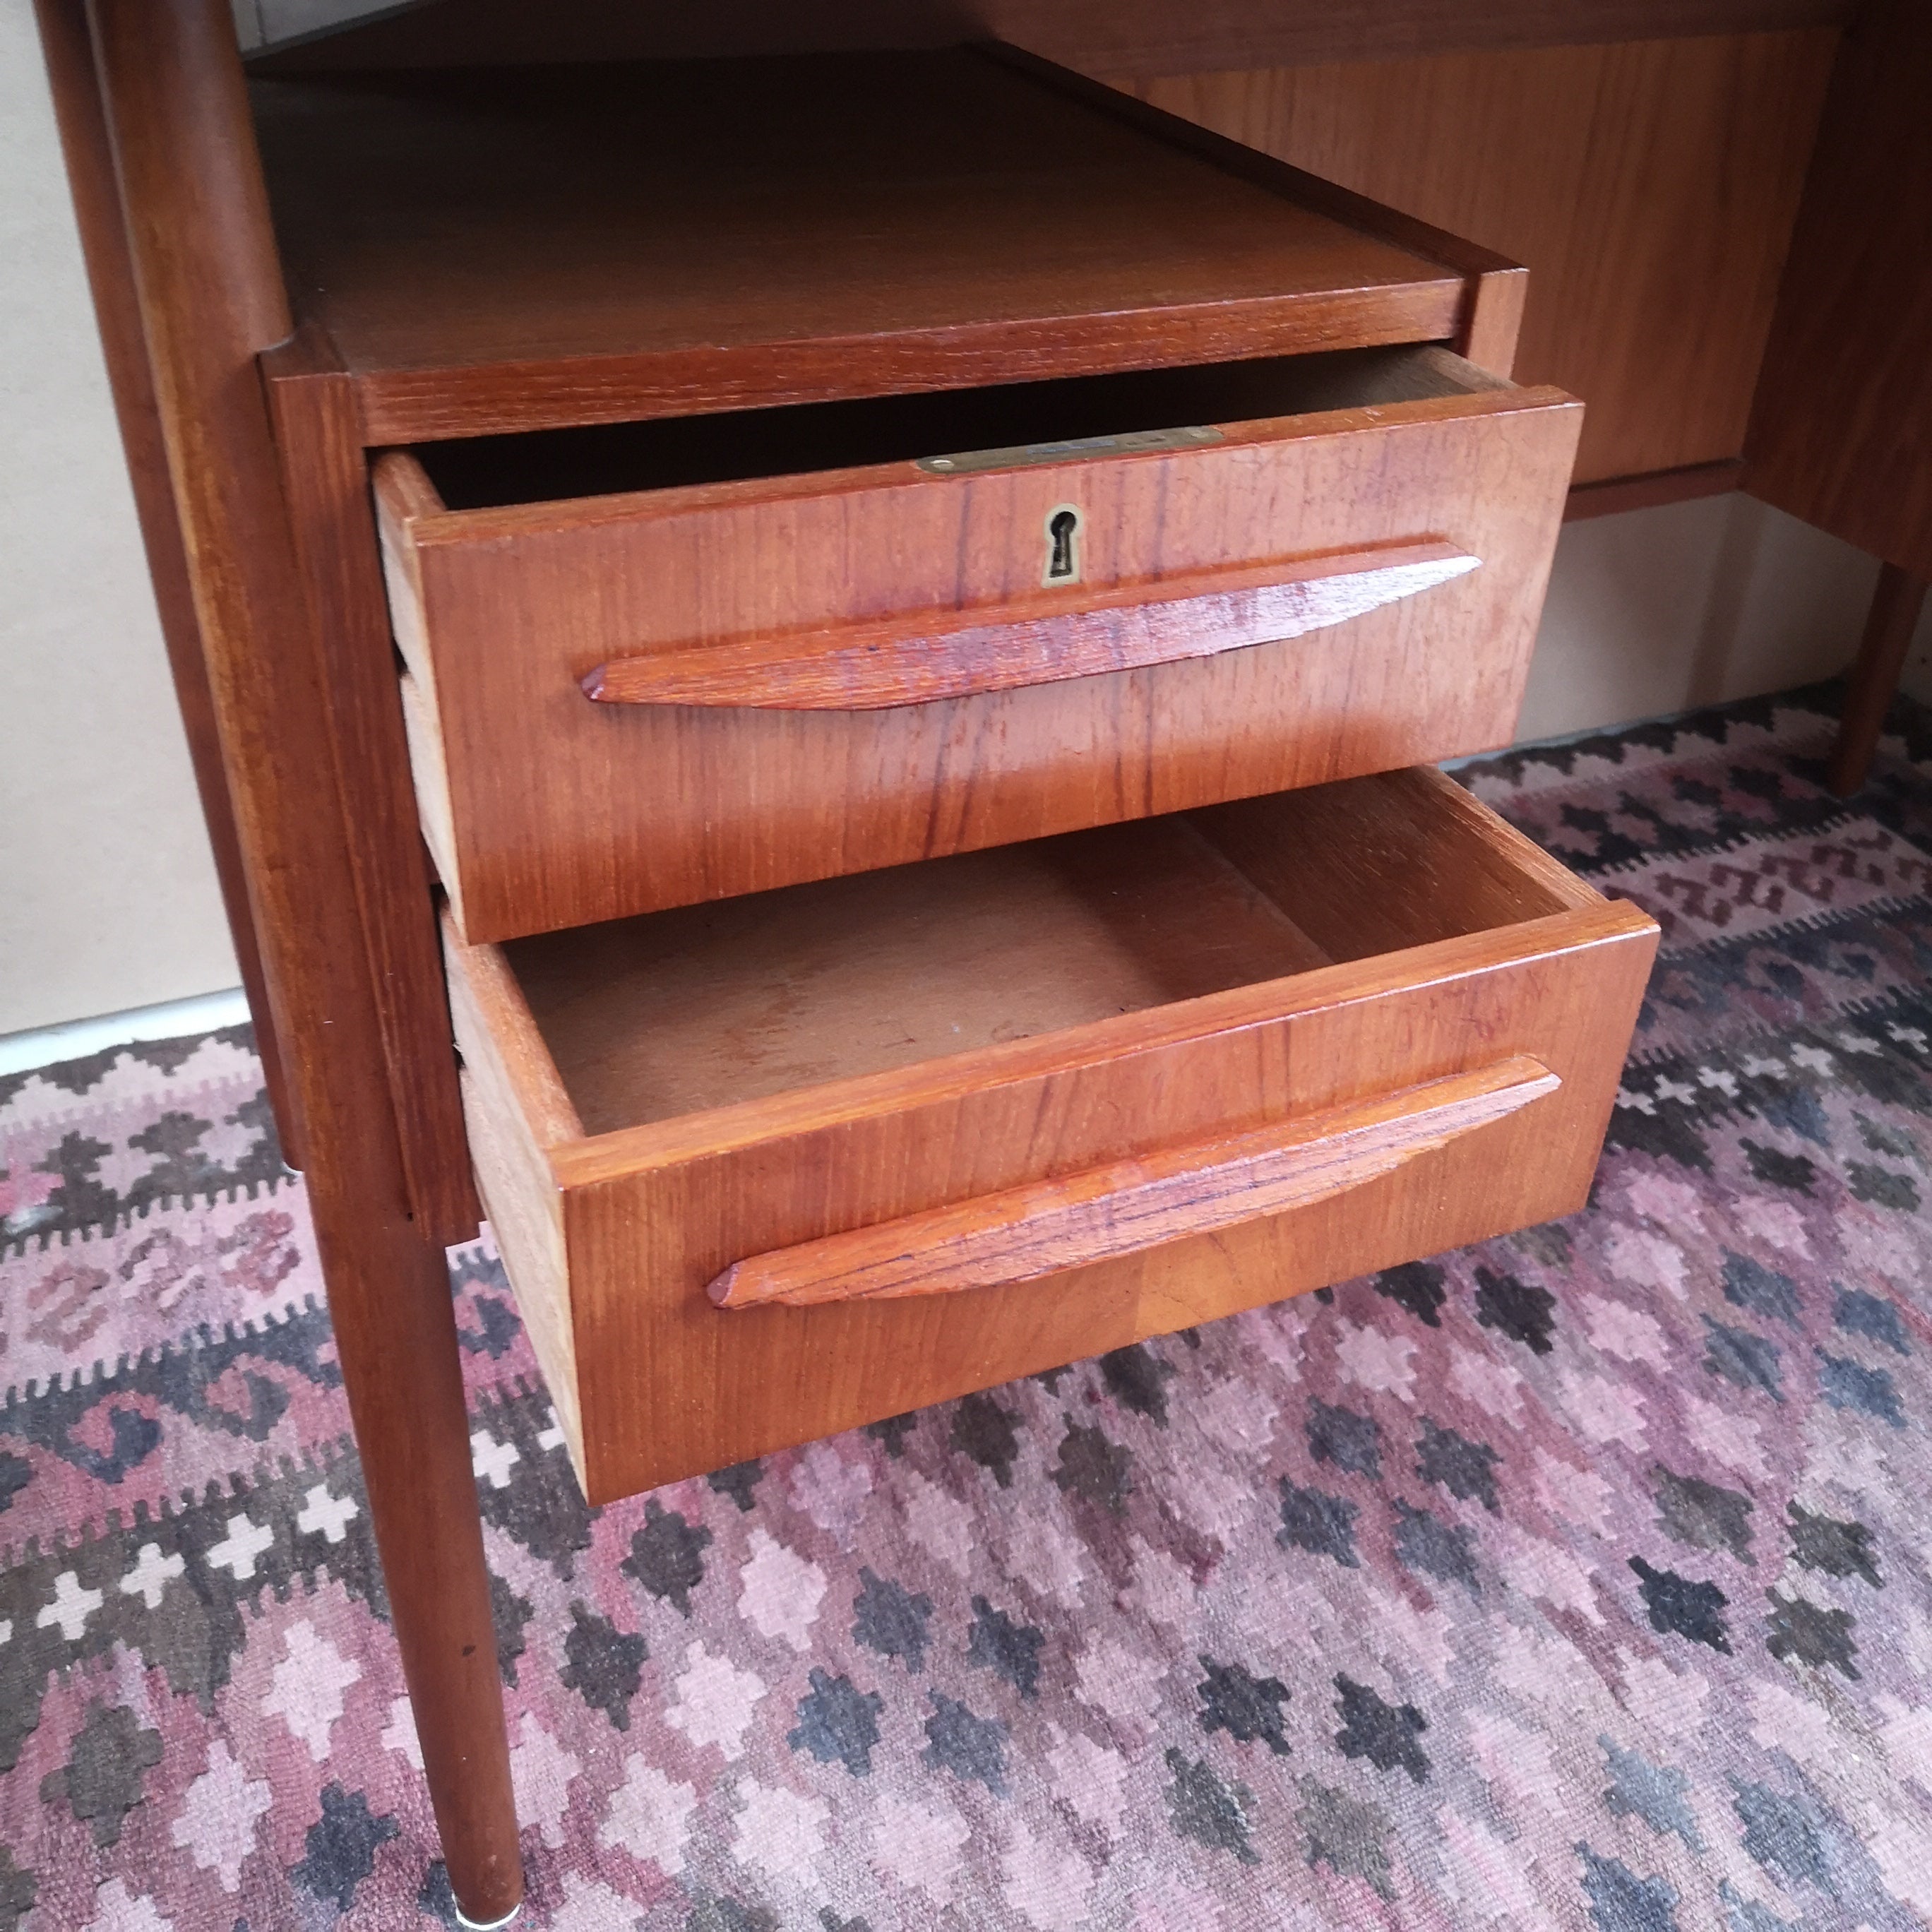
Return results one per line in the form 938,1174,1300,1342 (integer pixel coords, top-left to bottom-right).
1520,493,1911,744
5,4,1928,1039
1,0,239,1038
229,0,382,49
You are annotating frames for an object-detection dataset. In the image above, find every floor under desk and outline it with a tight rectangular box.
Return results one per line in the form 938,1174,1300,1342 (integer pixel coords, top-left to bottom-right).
4,681,1928,1928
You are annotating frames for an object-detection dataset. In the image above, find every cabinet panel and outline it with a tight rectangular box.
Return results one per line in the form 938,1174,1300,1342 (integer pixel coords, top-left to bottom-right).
1134,32,1836,484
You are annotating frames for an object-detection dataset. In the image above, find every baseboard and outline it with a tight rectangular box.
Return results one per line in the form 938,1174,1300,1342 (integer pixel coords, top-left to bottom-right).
0,987,252,1078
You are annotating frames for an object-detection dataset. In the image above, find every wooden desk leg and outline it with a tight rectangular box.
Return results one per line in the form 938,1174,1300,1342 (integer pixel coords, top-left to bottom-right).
32,0,302,1168
75,0,522,1918
330,1218,526,1928
1830,562,1929,795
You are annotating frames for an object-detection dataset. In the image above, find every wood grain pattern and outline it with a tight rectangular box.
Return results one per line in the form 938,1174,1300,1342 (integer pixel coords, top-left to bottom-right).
1134,31,1837,484
79,1,518,1916
250,0,1852,83
501,813,1335,1133
710,1056,1559,1308
1745,0,1932,576
582,542,1479,710
984,42,1529,378
259,331,479,1243
1191,760,1603,951
445,766,1657,1503
395,672,460,922
442,920,586,1465
32,0,301,1163
379,349,1581,942
249,49,1469,444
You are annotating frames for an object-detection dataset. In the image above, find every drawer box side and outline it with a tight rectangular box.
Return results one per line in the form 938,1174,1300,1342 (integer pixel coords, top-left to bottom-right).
372,451,443,698
1194,763,1602,962
443,916,589,1477
376,453,472,918
397,671,463,929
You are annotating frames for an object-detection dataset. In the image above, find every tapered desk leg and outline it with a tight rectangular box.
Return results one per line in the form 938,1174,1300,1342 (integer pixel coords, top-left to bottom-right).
31,0,301,1167
329,1214,525,1927
75,0,521,1917
1830,562,1929,796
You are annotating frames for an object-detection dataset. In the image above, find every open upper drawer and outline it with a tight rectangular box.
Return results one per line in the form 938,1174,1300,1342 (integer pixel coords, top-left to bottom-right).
443,765,1656,1503
379,346,1582,942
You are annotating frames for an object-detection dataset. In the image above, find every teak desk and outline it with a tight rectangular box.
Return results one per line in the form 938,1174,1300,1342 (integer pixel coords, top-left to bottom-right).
33,1,1928,1921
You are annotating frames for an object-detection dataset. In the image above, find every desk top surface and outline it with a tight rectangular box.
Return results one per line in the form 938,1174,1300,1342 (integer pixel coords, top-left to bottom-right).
253,49,1462,442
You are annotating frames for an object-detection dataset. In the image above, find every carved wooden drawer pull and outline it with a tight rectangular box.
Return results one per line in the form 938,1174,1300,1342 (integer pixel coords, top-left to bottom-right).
708,1054,1557,1309
583,539,1478,711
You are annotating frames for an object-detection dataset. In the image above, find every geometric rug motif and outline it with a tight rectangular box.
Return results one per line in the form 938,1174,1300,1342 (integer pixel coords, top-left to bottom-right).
3,681,1930,1928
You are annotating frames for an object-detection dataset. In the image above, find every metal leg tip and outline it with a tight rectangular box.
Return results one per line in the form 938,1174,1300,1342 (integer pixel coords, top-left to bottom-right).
455,1904,520,1931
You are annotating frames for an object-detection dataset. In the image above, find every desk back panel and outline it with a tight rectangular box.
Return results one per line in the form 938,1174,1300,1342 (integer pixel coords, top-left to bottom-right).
1746,0,1932,577
260,16,1837,496
1133,32,1837,487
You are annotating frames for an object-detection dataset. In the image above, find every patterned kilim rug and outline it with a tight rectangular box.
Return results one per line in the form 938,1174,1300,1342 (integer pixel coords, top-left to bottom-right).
5,684,1932,1931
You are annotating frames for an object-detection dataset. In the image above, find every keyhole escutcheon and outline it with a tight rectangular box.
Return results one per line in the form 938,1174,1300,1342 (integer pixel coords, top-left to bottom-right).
1044,504,1083,585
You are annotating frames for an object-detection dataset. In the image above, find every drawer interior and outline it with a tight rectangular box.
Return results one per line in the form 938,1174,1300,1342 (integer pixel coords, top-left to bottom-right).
499,767,1593,1135
410,344,1505,512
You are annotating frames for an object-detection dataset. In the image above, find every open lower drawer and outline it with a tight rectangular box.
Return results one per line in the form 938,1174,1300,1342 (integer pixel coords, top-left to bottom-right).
445,765,1656,1503
383,345,1581,944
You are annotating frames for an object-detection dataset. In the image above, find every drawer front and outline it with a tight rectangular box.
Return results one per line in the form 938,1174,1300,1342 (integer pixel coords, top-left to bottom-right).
386,369,1581,943
445,774,1654,1504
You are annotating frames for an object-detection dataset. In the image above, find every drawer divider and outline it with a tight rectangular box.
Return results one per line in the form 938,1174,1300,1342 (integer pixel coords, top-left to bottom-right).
708,1054,1557,1310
